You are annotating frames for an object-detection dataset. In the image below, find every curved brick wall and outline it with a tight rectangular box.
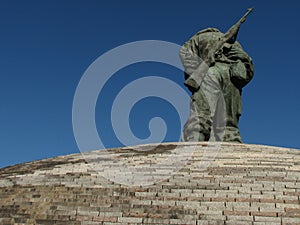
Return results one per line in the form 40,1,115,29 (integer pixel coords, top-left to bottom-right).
0,142,299,225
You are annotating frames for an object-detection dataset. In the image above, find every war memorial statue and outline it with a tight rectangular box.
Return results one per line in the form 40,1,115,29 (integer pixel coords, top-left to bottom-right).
180,8,254,143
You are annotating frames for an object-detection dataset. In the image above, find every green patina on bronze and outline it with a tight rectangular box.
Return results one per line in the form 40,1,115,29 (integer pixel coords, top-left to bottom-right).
180,8,254,143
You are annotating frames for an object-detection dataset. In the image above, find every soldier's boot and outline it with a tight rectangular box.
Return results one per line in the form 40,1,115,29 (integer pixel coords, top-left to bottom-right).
182,116,211,142
223,126,242,143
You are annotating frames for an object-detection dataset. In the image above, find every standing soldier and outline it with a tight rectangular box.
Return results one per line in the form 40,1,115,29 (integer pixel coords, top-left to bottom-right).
181,8,254,143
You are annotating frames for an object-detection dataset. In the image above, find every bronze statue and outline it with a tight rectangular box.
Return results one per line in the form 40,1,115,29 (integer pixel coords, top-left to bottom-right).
180,8,254,143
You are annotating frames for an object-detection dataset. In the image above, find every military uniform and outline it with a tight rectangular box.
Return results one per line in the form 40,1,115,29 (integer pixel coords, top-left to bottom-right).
180,28,254,142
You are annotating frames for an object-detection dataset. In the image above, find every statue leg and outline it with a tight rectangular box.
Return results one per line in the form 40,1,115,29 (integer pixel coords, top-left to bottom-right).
212,93,226,141
182,93,211,142
222,80,243,143
202,69,227,142
208,62,242,143
182,70,222,142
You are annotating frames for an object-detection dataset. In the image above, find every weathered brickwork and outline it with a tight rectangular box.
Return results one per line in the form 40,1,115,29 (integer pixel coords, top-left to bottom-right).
0,142,299,225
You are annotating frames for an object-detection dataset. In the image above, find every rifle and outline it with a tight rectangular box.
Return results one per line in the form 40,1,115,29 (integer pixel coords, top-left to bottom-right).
184,7,254,91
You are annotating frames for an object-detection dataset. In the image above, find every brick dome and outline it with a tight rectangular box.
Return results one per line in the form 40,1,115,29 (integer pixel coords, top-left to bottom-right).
0,142,299,225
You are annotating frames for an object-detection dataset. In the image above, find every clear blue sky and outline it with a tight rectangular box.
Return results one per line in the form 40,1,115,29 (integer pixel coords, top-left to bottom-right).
1,0,300,168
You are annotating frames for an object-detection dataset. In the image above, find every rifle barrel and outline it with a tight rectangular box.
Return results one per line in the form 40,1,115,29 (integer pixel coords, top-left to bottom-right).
240,7,254,23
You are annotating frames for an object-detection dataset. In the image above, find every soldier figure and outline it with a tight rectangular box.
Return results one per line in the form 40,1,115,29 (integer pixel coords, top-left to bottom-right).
180,9,254,143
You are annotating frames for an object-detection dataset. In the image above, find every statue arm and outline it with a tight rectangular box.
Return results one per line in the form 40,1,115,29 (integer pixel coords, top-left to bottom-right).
179,38,201,76
227,43,254,89
179,38,206,92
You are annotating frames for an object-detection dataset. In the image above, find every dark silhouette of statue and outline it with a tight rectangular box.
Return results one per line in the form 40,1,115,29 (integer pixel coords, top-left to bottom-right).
180,8,254,143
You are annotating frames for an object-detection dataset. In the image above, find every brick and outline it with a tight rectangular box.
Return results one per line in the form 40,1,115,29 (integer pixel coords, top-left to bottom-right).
98,212,122,217
142,218,170,224
92,216,118,222
156,192,180,198
211,197,236,202
151,200,176,206
175,200,200,208
82,222,103,225
102,222,124,225
135,191,157,197
226,202,250,210
122,212,147,218
201,202,225,211
226,215,254,221
284,191,300,196
118,217,143,223
131,199,152,205
200,214,226,221
205,220,228,225
259,199,281,203
223,210,249,216
251,202,276,210
254,216,281,222
226,222,252,225
169,218,196,224
282,217,300,223
285,208,300,213
276,203,300,209
253,222,281,225
77,210,99,216
251,211,277,217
